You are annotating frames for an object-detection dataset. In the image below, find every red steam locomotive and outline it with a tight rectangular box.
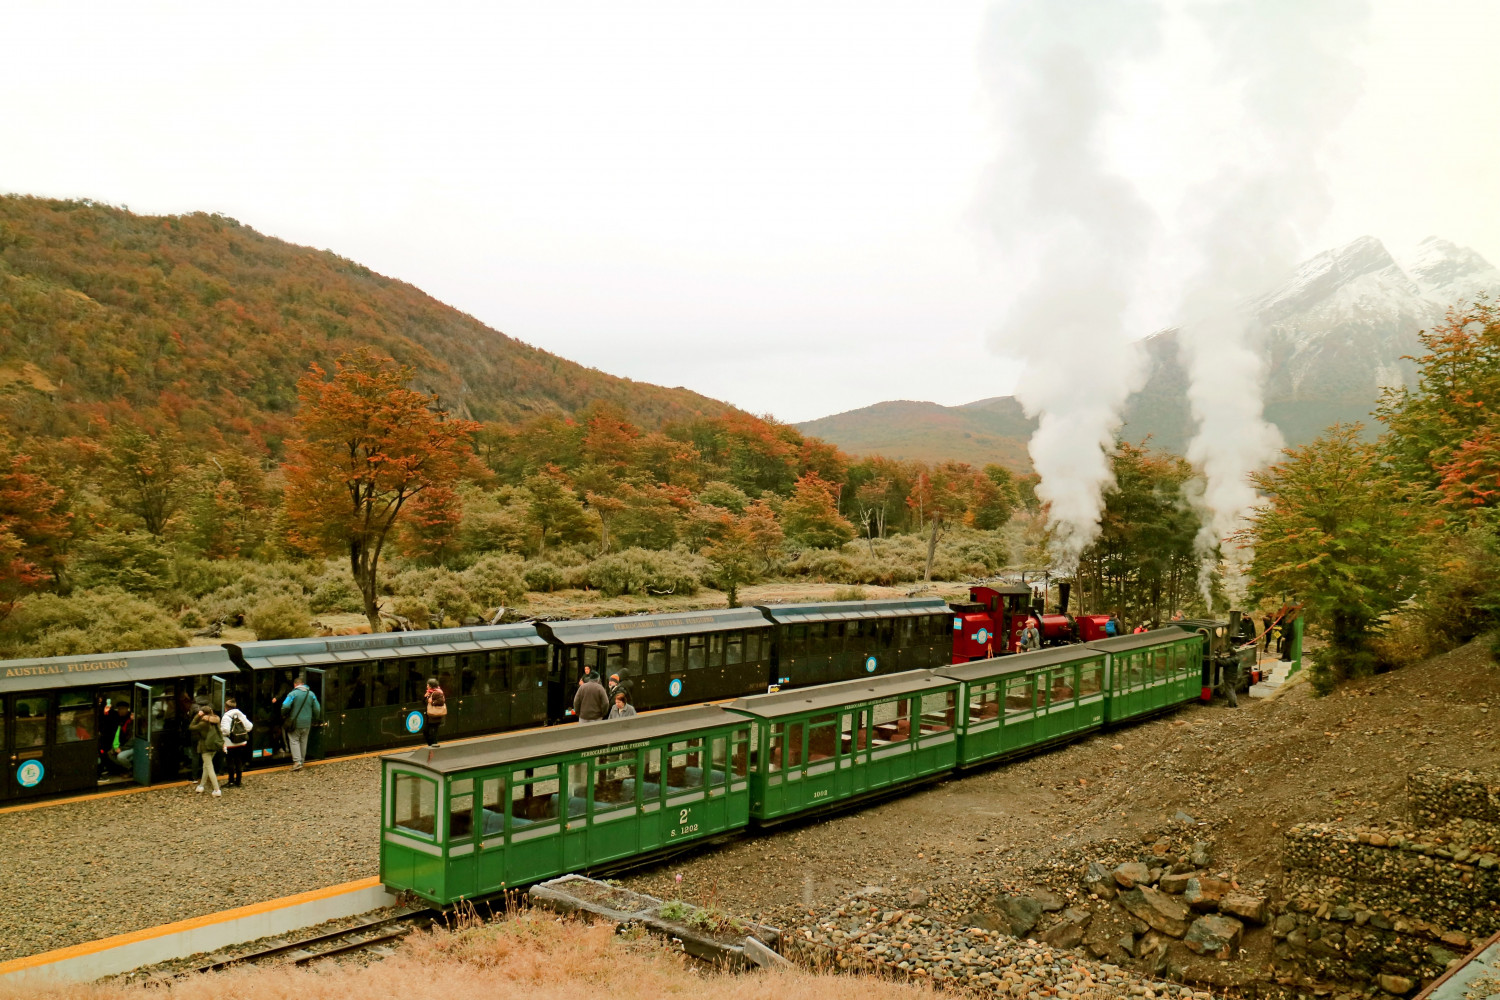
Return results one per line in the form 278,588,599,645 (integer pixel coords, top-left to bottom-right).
949,581,1116,661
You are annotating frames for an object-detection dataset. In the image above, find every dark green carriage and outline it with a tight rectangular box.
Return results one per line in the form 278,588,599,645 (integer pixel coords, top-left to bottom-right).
380,706,752,904
1090,628,1203,723
755,598,952,688
934,645,1106,766
727,672,960,823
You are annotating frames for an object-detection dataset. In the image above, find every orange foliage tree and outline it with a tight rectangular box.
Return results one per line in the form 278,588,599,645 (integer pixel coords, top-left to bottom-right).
283,351,479,631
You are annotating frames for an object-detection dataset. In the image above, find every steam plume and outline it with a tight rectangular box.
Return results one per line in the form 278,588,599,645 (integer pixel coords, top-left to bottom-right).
983,0,1161,569
1176,0,1369,604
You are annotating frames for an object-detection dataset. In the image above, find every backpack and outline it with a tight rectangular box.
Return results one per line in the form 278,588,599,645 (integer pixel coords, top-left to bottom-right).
202,718,225,753
228,713,249,743
427,689,447,717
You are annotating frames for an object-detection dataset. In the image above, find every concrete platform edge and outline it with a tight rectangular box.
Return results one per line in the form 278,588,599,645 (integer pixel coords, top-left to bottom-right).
0,877,399,985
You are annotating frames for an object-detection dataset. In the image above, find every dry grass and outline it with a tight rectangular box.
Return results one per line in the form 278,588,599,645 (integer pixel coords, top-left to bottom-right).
6,914,936,1000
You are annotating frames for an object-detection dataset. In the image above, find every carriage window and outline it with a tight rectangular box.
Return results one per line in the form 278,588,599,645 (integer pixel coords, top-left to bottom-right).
57,691,94,743
731,731,749,778
920,690,955,733
606,644,625,675
745,630,762,662
459,656,480,696
898,618,916,645
807,623,827,655
643,748,663,792
1080,665,1103,696
725,632,744,665
687,635,706,670
786,624,807,657
807,713,837,761
593,751,639,812
404,663,428,703
342,666,370,710
668,637,686,672
710,736,729,784
1128,654,1145,685
969,680,1001,721
646,640,667,675
13,695,48,748
1005,676,1034,713
829,621,846,645
510,770,560,823
449,776,474,840
870,700,909,743
767,723,783,772
876,620,895,648
391,772,437,838
487,650,511,691
667,741,706,790
1051,669,1075,703
847,619,863,641
707,634,724,668
480,777,505,837
627,641,645,675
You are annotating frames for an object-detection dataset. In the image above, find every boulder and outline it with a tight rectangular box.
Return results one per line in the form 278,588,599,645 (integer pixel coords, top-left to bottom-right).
1031,888,1066,912
1040,907,1092,949
1138,930,1171,973
994,894,1044,937
1183,876,1232,913
1184,914,1244,959
958,911,1002,932
1378,974,1415,996
1190,840,1212,867
1219,891,1268,924
1159,870,1201,894
1118,886,1193,938
1113,862,1152,889
1084,861,1117,899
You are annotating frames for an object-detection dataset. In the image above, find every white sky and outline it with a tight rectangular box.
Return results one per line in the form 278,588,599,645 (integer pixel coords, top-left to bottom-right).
2,2,1498,423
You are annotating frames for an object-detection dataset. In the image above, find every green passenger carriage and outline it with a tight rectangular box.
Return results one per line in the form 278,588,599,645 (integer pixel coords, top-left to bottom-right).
380,706,752,904
934,645,1107,766
1088,627,1204,723
727,672,960,822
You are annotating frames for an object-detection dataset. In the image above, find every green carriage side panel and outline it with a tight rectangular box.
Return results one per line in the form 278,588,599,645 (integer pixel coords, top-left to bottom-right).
728,671,960,823
1088,628,1202,724
380,705,752,905
935,645,1107,767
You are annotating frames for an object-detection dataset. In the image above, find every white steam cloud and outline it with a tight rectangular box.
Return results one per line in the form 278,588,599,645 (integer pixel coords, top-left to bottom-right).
982,0,1162,569
1176,0,1369,604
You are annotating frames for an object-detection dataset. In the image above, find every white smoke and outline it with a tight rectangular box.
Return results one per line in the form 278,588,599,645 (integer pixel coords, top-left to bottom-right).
982,0,1162,569
1175,0,1370,605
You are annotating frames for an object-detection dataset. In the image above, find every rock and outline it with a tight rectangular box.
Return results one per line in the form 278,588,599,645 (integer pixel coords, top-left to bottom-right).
744,935,792,969
1032,888,1066,912
1041,908,1092,949
1331,906,1353,923
1219,891,1269,924
1182,877,1231,913
995,894,1045,937
906,887,930,907
1377,975,1415,995
1427,945,1458,967
1367,833,1388,847
1273,913,1297,937
1174,810,1196,825
1118,932,1137,956
1138,930,1171,973
1189,841,1212,868
1369,913,1393,931
1084,862,1118,899
1184,914,1244,959
1440,930,1468,948
1118,886,1193,938
959,911,1002,931
1114,863,1152,889
1148,867,1164,885
1159,870,1200,894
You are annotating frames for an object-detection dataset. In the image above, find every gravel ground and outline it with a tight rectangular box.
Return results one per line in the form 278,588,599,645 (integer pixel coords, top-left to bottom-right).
0,756,384,962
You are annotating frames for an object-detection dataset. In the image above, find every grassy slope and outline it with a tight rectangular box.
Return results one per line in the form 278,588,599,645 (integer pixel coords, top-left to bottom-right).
795,396,1035,469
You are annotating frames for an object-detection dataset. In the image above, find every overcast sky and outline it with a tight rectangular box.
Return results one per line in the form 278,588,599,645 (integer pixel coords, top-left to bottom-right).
3,2,1498,423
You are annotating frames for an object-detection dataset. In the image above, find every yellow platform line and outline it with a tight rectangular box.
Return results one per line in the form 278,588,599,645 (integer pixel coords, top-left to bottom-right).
0,876,383,976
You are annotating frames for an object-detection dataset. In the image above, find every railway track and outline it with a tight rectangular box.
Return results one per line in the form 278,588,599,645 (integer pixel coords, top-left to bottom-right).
184,907,440,976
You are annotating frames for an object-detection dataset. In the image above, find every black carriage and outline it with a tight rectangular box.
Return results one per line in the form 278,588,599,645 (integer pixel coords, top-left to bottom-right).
224,624,550,762
754,597,952,688
0,645,238,799
535,608,774,718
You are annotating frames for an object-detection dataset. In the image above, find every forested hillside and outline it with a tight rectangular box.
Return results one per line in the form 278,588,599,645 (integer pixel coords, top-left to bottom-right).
0,196,732,453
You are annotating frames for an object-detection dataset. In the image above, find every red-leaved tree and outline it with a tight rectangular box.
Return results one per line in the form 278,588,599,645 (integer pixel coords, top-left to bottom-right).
283,351,479,631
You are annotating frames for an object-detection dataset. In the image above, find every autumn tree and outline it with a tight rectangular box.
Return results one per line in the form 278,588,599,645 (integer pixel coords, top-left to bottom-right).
283,350,479,631
782,473,854,549
907,461,983,582
523,467,594,554
704,512,759,607
0,449,73,597
182,451,271,559
103,427,184,536
1239,424,1422,693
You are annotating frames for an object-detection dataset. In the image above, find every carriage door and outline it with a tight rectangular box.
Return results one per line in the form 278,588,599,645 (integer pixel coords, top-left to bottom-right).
210,675,227,715
131,683,152,785
3,693,46,800
306,668,328,760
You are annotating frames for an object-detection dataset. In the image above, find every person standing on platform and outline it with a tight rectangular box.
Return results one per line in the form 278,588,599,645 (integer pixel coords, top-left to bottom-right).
219,698,253,787
573,674,609,722
281,676,321,772
422,677,447,747
608,691,637,719
189,704,223,797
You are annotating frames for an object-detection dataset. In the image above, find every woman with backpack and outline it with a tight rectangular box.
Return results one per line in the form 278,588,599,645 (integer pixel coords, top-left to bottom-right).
188,702,224,797
423,677,446,747
219,697,254,788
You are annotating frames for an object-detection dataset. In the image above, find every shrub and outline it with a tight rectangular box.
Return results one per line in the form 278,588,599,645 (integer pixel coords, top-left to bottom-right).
71,528,176,593
310,573,364,614
463,554,527,609
523,562,566,593
0,588,190,657
247,594,315,640
831,586,868,602
391,594,432,626
582,548,705,597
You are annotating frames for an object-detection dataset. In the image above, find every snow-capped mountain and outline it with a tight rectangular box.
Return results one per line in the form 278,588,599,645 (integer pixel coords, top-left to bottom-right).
1120,235,1500,452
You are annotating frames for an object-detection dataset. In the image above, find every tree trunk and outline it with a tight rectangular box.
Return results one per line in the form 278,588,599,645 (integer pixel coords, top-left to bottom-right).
352,541,382,633
725,576,739,609
923,514,941,582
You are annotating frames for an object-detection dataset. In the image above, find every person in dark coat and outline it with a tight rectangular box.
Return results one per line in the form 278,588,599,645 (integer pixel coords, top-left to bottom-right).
573,675,609,722
607,672,633,706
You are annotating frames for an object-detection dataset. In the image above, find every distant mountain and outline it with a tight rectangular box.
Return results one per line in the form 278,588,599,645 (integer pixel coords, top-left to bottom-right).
0,196,736,454
799,235,1500,464
795,396,1035,468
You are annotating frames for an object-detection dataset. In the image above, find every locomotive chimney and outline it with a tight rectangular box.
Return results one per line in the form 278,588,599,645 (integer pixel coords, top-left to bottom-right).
1058,581,1071,614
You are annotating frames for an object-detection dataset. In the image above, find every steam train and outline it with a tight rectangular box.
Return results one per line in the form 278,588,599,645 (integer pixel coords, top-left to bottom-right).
950,580,1115,660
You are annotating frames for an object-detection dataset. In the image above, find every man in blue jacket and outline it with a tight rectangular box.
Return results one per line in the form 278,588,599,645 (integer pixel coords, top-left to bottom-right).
282,676,321,772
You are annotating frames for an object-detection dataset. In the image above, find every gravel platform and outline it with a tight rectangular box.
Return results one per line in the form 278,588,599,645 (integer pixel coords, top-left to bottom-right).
0,756,384,962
